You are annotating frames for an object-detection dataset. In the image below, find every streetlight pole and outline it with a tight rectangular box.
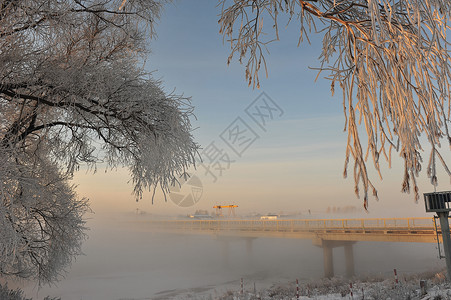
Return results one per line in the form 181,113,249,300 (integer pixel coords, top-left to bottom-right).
424,191,451,280
438,211,451,279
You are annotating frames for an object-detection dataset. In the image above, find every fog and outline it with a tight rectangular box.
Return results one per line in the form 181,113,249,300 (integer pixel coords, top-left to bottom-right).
18,213,443,300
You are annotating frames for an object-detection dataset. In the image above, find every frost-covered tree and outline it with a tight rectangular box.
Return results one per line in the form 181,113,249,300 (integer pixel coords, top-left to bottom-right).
0,0,198,283
0,145,90,284
0,282,32,300
219,0,451,208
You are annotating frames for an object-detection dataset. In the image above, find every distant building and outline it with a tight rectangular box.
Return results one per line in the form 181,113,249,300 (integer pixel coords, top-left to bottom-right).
190,214,214,220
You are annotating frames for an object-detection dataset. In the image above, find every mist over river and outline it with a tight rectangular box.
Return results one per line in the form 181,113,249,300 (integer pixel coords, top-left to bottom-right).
20,215,443,300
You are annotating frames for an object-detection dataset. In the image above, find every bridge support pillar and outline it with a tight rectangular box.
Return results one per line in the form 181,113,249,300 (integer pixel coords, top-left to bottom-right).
344,242,355,278
245,238,255,266
314,240,356,278
323,242,334,278
246,238,253,256
220,240,230,267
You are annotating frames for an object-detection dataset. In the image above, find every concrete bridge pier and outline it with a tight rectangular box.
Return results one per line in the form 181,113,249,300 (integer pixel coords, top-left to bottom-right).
246,237,253,255
220,239,230,267
217,237,257,267
344,242,355,278
245,237,256,266
322,241,334,278
314,239,356,278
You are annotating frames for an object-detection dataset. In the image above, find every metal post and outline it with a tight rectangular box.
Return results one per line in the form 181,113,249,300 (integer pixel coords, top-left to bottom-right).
296,278,299,300
437,211,451,280
420,280,427,296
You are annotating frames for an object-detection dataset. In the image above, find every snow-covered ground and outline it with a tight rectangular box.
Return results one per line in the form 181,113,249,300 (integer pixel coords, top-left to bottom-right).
162,269,451,300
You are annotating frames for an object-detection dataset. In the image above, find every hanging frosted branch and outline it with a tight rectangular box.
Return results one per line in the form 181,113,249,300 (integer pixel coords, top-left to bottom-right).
219,0,451,208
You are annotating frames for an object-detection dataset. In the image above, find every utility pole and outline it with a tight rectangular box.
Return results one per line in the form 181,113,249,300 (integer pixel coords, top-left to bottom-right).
424,191,451,280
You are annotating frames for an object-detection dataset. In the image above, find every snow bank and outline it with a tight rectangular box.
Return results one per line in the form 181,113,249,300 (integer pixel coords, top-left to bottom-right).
176,269,451,300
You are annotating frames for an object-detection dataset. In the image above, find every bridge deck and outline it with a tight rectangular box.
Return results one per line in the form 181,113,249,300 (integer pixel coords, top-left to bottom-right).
146,217,442,243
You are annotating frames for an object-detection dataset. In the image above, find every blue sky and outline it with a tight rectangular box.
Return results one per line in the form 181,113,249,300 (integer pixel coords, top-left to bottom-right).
149,0,345,163
73,0,451,217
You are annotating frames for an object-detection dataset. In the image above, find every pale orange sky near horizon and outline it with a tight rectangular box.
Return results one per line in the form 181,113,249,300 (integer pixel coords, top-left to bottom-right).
72,136,451,220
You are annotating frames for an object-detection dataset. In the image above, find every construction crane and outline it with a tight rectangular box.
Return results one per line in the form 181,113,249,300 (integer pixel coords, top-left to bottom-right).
213,205,238,218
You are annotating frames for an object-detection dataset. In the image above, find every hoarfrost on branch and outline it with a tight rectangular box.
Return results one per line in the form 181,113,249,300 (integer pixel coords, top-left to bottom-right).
0,0,198,283
219,0,451,208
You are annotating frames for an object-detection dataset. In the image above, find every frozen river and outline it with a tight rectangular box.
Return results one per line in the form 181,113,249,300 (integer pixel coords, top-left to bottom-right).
20,215,444,300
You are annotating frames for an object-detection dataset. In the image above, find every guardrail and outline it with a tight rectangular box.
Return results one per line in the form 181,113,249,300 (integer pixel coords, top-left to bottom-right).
148,217,436,233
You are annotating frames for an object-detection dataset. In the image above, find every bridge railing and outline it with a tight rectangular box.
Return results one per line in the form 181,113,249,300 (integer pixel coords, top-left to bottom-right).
148,217,436,232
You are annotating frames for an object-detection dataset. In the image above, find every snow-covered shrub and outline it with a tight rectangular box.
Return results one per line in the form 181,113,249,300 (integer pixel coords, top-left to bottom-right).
0,283,31,300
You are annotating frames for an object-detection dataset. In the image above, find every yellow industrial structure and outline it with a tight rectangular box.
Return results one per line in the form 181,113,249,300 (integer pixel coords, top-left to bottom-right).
213,205,238,217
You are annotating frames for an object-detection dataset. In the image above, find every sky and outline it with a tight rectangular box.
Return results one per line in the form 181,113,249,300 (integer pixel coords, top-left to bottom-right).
73,0,451,218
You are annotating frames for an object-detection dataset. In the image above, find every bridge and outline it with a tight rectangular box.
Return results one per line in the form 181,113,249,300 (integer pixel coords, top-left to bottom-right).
145,217,444,278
